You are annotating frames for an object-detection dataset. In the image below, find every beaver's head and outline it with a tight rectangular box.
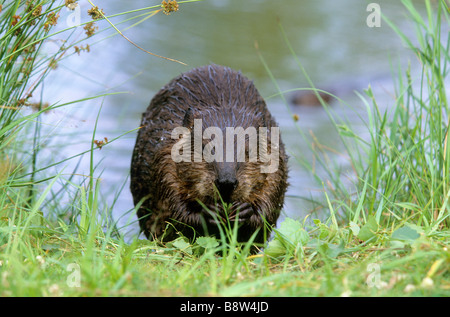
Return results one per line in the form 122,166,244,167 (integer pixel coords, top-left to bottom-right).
171,106,282,225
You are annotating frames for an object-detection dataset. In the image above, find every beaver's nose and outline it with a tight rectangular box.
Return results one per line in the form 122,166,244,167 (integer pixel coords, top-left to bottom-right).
215,177,238,203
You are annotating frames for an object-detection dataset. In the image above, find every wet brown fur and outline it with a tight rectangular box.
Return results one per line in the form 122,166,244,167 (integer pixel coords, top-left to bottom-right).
130,64,288,245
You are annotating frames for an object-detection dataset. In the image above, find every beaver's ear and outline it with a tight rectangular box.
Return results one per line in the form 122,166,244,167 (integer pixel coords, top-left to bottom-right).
182,108,194,129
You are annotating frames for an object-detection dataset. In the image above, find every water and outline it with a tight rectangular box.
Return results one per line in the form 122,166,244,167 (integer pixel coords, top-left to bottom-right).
38,0,426,238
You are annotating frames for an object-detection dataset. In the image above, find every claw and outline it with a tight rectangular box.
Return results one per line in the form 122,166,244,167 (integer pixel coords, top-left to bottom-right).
202,201,254,224
228,202,253,222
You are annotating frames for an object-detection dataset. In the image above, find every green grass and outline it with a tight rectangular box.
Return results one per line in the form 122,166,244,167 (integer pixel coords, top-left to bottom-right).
0,0,449,297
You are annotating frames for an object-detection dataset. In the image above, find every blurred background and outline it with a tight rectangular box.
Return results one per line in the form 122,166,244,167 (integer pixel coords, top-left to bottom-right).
36,0,427,238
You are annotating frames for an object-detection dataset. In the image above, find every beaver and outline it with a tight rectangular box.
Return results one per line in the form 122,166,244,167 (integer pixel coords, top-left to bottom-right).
290,74,390,107
290,89,333,107
130,64,288,247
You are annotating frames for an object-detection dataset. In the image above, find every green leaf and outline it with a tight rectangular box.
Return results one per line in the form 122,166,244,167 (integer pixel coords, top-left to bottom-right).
265,218,309,257
264,239,287,258
172,237,192,254
349,221,360,236
318,241,346,258
277,218,309,246
358,216,378,241
314,220,330,239
196,236,219,249
391,225,420,241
